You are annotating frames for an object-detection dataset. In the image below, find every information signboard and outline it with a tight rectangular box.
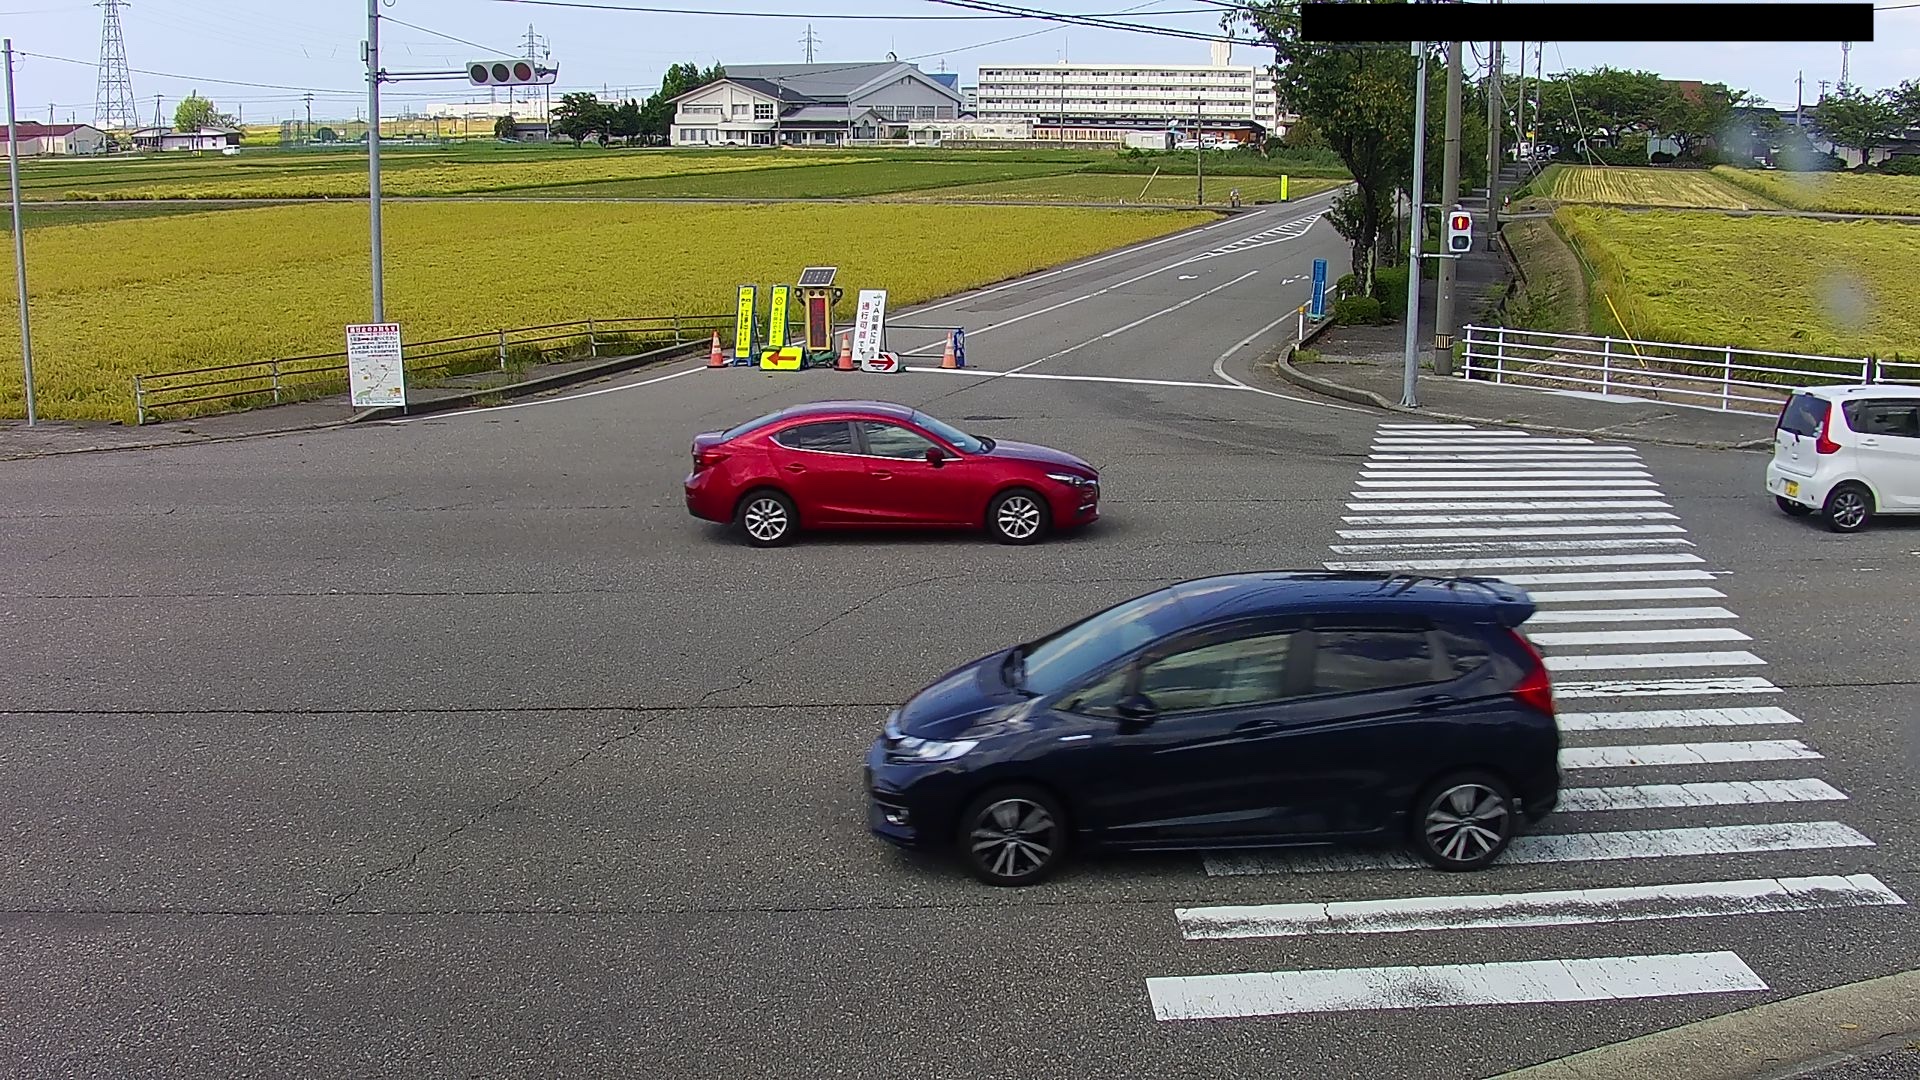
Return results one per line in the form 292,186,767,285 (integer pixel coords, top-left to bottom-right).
1310,259,1329,320
852,289,889,371
734,286,757,364
766,285,790,350
345,323,406,408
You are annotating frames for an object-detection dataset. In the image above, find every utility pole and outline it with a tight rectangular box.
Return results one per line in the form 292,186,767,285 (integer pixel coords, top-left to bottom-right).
1401,41,1431,408
365,0,385,322
1433,39,1464,376
1795,71,1803,128
1196,98,1204,205
1488,36,1504,242
5,39,37,425
304,92,313,142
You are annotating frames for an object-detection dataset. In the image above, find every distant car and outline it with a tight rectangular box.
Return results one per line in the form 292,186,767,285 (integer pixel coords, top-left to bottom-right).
684,400,1100,547
1768,385,1920,532
863,571,1561,886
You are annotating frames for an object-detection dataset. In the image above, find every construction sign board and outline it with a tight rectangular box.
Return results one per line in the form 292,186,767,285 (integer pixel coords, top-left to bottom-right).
766,285,790,350
733,286,757,364
852,289,890,372
760,345,805,371
345,323,406,408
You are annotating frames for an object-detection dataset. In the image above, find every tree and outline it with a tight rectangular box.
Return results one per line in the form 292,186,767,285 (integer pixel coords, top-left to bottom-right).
551,92,611,146
175,93,217,132
1812,86,1903,164
639,61,727,145
1651,80,1752,161
610,99,644,145
494,113,517,140
1888,79,1920,129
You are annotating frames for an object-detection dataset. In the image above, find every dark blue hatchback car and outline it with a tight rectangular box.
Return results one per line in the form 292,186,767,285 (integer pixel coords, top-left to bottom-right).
864,571,1561,886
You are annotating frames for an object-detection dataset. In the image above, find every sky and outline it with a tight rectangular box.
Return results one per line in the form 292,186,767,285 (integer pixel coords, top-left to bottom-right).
0,0,1914,125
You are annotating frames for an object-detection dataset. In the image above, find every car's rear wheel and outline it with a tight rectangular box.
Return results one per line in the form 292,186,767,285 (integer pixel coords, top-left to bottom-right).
736,489,798,547
1774,495,1812,517
988,488,1050,545
958,785,1067,886
1823,482,1873,533
1411,771,1516,871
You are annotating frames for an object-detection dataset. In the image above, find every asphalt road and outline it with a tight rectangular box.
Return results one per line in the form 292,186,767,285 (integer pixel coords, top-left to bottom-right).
3,191,1916,1080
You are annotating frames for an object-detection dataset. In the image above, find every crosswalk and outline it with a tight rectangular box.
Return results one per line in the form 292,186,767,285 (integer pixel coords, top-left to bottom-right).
1144,422,1903,1022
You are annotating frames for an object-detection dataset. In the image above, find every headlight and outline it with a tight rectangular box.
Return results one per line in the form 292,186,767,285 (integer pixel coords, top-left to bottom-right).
891,736,979,762
1047,472,1095,487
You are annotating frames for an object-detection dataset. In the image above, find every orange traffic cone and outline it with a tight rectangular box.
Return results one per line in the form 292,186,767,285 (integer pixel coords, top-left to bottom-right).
708,332,726,368
940,332,959,369
836,333,855,372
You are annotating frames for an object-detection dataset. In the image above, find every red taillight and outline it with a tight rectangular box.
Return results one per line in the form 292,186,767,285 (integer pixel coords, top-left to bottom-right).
693,447,730,470
1508,629,1555,718
1815,403,1842,455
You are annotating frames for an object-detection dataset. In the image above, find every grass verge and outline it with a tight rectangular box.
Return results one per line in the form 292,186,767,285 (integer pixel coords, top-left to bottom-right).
887,172,1347,205
1711,167,1920,216
1545,165,1780,210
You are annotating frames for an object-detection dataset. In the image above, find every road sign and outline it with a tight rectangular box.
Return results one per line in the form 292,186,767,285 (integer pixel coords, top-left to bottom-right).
734,285,757,364
952,327,966,369
766,284,790,350
345,323,405,408
1310,258,1328,319
1446,208,1474,254
468,61,558,87
852,289,889,371
865,351,902,374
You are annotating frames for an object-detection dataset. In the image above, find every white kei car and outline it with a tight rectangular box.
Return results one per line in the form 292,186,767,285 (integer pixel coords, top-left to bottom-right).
1767,385,1920,533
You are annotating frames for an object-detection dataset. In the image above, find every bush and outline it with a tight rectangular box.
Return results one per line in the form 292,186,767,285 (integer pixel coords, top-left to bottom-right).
1878,156,1920,176
1334,272,1361,300
1649,151,1675,165
1373,264,1410,317
1333,295,1385,325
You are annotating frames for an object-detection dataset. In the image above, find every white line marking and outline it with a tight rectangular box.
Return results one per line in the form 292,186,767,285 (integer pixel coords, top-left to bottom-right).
1559,779,1847,811
1561,739,1819,768
1005,269,1262,375
1367,452,1644,461
1351,489,1664,500
1557,706,1800,730
1360,470,1653,480
1554,676,1781,698
1337,524,1687,539
911,368,1230,390
1342,512,1681,525
1201,821,1874,876
1146,953,1768,1020
1348,500,1676,511
1376,423,1480,430
1528,607,1738,625
1531,587,1729,602
1531,627,1751,647
1174,874,1895,940
383,364,705,423
1328,538,1695,554
1209,314,1369,413
1355,480,1660,490
1544,651,1767,672
1493,570,1717,585
1372,435,1610,444
1324,554,1705,571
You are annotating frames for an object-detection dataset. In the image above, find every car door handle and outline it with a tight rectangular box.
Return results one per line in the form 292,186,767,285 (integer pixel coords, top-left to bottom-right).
1415,693,1457,709
1860,437,1880,447
872,470,893,480
784,463,806,474
1234,719,1282,735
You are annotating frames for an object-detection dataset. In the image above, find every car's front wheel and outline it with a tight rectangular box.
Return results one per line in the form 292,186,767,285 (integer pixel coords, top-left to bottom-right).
1411,771,1516,871
736,489,798,547
1775,495,1812,517
987,488,1050,545
1823,482,1873,533
958,785,1067,886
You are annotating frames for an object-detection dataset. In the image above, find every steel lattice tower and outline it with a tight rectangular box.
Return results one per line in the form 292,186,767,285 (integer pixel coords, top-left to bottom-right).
94,0,139,131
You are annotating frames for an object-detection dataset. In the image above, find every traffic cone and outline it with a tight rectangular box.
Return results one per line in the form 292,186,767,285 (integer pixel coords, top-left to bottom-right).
708,332,726,368
836,333,855,372
940,332,959,369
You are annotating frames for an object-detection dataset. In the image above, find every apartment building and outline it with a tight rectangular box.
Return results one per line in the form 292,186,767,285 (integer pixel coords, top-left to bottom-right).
972,43,1287,145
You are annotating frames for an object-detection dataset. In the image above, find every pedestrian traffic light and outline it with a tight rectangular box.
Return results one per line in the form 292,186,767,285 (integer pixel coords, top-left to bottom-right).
468,60,559,87
1445,209,1473,254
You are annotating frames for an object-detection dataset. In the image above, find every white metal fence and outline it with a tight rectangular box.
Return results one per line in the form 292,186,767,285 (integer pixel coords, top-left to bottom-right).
1460,325,1920,416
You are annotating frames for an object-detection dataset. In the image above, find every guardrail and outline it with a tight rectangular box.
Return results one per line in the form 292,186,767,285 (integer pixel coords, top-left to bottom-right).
1460,325,1920,417
132,314,733,424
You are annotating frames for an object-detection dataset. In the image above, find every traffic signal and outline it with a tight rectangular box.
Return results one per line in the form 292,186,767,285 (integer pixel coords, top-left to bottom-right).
1445,209,1473,254
468,60,559,87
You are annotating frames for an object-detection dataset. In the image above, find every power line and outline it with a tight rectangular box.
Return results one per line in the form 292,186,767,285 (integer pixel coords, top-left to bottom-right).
381,15,521,59
923,0,1230,42
481,0,1223,17
20,49,355,93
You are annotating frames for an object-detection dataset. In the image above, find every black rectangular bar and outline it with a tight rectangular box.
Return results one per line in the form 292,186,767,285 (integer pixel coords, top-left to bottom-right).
1299,3,1873,42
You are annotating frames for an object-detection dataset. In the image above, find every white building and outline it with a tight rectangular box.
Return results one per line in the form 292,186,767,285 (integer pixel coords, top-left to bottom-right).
973,42,1287,145
669,61,963,147
0,122,109,156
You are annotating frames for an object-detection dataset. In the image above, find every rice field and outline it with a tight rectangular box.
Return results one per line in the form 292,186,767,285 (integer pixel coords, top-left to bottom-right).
1553,206,1920,358
1544,165,1779,210
0,201,1211,422
886,172,1348,206
1710,167,1920,216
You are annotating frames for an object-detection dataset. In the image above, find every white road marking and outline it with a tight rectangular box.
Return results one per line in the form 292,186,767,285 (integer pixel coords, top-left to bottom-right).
1561,739,1819,769
1376,423,1480,430
1201,821,1874,876
1528,607,1738,625
1554,676,1781,698
1329,538,1695,554
1531,627,1751,647
1545,651,1767,672
1493,570,1717,585
1324,554,1705,571
1004,269,1262,375
1355,479,1661,490
1366,452,1644,461
1342,512,1681,525
1531,587,1728,602
911,368,1237,390
1146,953,1768,1020
1208,313,1369,413
382,364,706,423
1348,500,1676,511
1558,706,1799,730
1360,469,1654,480
1351,490,1665,502
1372,437,1614,447
1337,524,1688,539
1174,874,1895,940
1559,779,1847,811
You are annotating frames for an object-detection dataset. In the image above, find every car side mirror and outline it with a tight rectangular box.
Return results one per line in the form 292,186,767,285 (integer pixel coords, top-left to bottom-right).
1115,694,1158,723
926,447,945,468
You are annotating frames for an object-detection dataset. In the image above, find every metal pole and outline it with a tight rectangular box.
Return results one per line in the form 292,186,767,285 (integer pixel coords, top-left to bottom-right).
4,39,35,425
1433,40,1464,376
1401,42,1430,408
366,0,385,322
1487,35,1503,241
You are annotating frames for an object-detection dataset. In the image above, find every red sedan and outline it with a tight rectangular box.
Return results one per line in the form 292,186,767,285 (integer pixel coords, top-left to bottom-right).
684,400,1101,546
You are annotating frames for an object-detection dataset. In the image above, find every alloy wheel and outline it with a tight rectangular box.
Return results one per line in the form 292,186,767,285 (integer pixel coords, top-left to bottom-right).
1424,783,1511,865
996,496,1042,541
969,798,1056,880
743,497,789,542
1830,489,1869,531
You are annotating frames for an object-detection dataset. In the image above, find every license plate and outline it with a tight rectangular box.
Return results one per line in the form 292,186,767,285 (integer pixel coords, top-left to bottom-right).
1784,480,1799,498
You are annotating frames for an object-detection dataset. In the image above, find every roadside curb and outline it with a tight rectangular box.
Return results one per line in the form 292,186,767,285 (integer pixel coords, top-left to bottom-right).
353,343,706,423
1271,351,1773,452
0,418,362,461
1484,969,1920,1080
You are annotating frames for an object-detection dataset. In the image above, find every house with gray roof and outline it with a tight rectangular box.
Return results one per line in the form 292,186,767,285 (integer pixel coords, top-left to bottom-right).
668,61,964,147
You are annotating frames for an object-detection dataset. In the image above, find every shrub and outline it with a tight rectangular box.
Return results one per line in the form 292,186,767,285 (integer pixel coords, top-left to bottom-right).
1373,264,1410,317
1333,295,1384,325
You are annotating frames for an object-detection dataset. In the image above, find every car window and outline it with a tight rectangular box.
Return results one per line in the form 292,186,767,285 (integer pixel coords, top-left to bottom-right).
1778,394,1827,437
910,411,987,454
1139,632,1296,714
860,422,940,459
1022,590,1190,697
1310,628,1442,695
722,409,787,441
773,421,856,453
1850,401,1920,439
1435,627,1492,678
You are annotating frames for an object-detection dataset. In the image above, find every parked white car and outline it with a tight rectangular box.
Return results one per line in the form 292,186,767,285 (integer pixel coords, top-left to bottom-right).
1767,385,1920,532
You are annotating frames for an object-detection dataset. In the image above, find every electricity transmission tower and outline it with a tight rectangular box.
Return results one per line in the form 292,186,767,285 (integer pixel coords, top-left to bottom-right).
94,0,140,131
800,24,820,64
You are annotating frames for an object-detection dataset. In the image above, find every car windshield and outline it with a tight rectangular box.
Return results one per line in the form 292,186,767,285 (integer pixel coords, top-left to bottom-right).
911,411,988,454
721,409,786,441
1777,394,1827,437
1017,589,1191,696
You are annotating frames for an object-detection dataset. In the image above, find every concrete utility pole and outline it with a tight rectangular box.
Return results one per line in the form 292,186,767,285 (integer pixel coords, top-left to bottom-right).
1433,39,1464,376
1196,98,1204,206
1488,37,1504,241
1401,41,1431,408
4,39,36,425
365,0,385,322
